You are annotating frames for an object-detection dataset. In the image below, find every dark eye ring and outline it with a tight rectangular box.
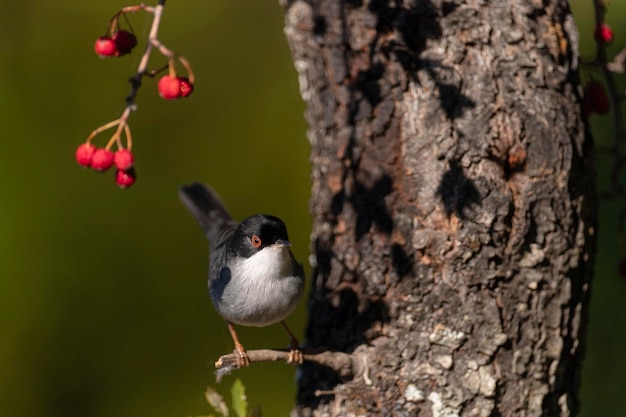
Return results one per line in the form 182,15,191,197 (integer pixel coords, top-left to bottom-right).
251,235,262,248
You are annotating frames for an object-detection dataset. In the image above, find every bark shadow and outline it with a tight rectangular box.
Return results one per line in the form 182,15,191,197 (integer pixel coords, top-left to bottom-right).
373,0,475,120
298,288,388,406
330,173,394,241
436,160,481,219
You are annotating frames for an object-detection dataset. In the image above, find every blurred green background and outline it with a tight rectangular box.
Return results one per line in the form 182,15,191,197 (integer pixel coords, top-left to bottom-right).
0,1,623,416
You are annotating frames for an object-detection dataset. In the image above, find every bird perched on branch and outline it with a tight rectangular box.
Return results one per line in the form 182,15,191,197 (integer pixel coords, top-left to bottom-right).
179,183,305,367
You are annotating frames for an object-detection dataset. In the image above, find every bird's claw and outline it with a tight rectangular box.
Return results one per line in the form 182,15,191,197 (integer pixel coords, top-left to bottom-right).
234,344,250,368
286,348,304,364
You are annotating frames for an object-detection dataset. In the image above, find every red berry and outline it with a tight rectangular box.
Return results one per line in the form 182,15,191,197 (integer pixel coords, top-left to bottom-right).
114,149,134,170
583,80,610,116
179,77,194,97
113,30,137,56
76,143,96,167
595,23,614,44
158,75,183,100
91,148,115,172
94,36,118,57
115,168,136,188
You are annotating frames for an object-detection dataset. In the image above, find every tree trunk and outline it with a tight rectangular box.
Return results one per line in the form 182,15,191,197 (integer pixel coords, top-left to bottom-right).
282,0,595,416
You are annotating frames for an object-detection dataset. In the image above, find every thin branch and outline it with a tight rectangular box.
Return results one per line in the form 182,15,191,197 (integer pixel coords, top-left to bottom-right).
125,2,164,109
214,348,354,382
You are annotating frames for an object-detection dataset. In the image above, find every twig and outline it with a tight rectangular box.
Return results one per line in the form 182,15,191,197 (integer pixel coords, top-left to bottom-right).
124,2,165,113
593,0,624,196
214,348,354,382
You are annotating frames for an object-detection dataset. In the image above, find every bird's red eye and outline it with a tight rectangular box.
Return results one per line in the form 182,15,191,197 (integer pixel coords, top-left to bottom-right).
251,235,262,248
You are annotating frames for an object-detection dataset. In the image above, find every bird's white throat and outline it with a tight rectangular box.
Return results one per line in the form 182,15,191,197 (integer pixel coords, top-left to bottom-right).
236,244,293,283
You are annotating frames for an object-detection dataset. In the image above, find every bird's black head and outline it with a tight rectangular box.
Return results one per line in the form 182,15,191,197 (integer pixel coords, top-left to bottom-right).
229,214,291,258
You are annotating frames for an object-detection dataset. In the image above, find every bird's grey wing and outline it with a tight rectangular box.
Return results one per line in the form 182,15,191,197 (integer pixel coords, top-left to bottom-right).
178,182,238,254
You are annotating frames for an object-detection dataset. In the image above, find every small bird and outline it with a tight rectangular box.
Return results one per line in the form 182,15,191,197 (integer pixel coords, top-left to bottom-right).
178,183,305,367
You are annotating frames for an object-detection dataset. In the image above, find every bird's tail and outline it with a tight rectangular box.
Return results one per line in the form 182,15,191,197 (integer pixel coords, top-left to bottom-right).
178,183,237,250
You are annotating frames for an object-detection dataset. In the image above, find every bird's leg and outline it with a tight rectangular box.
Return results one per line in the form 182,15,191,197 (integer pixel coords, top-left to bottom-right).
280,321,303,364
226,321,250,367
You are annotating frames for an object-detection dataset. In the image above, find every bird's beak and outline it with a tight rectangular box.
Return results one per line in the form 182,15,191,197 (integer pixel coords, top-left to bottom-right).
273,239,292,248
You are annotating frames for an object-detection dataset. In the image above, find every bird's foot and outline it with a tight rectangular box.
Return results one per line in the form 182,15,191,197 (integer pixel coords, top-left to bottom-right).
286,337,304,364
286,348,303,364
233,343,250,368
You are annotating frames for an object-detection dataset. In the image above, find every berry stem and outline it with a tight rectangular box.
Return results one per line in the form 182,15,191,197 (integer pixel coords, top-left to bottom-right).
121,4,156,14
124,123,133,151
97,1,166,152
112,2,167,149
86,119,122,143
593,0,624,196
105,106,132,151
111,4,156,35
105,125,123,151
167,57,176,78
151,38,195,83
125,2,164,106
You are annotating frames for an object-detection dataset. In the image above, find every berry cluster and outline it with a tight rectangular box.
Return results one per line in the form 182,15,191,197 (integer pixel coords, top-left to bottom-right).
158,75,194,100
76,142,136,188
77,3,195,189
92,6,194,102
95,30,138,57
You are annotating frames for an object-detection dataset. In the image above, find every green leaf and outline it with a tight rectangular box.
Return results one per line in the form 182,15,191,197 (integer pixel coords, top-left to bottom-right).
230,379,248,417
205,386,229,417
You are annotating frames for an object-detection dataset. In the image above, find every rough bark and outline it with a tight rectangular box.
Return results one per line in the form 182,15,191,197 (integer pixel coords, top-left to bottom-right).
282,0,595,416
